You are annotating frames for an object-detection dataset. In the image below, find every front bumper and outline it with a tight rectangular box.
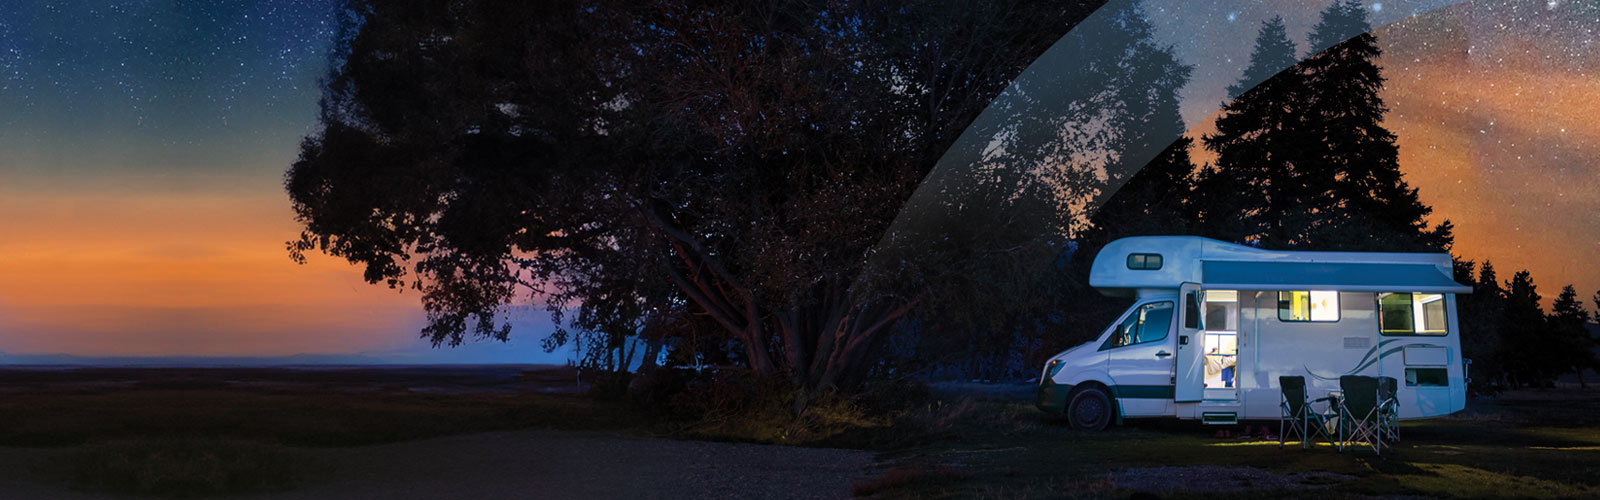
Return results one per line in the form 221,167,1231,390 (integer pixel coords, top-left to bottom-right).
1035,381,1072,413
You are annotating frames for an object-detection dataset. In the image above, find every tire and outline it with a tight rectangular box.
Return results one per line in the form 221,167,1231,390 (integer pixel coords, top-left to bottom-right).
1068,386,1113,431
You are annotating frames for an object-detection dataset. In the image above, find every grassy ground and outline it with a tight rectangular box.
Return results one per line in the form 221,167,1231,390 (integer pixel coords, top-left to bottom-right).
0,367,645,497
2,367,1596,498
856,387,1600,499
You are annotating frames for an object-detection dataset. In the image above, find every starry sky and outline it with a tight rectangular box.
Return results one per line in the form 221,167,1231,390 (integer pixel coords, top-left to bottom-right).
0,0,1595,360
1171,0,1600,305
0,1,559,362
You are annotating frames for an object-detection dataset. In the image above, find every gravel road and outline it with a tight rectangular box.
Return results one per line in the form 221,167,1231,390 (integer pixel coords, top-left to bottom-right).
262,430,875,500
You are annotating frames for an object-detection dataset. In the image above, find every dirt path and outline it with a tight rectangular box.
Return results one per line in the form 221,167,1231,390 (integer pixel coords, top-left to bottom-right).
0,430,875,499
271,430,873,500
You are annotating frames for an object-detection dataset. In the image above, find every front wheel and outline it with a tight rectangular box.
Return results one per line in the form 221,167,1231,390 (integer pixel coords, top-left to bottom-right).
1068,386,1113,431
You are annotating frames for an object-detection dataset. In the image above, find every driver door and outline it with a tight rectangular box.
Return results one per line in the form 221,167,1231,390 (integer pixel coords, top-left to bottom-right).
1104,300,1177,416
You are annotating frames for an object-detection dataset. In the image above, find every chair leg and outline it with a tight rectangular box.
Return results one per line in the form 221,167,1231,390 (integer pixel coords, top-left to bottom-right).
1299,417,1308,449
1337,410,1347,452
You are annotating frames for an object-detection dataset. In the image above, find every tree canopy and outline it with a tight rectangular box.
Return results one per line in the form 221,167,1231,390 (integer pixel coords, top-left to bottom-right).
287,0,1106,393
1197,0,1452,252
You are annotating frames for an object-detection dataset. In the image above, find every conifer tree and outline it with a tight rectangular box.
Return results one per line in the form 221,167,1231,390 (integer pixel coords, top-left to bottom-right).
1201,2,1453,252
1198,16,1307,246
1298,0,1453,251
1474,261,1509,385
1502,270,1548,387
1226,17,1299,100
1549,285,1598,387
1454,259,1505,389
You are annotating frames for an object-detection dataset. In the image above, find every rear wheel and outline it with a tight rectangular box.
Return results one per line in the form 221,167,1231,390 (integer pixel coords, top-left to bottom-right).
1068,386,1113,431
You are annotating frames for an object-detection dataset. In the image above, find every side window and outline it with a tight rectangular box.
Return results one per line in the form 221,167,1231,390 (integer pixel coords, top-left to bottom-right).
1137,302,1174,343
1126,253,1163,270
1379,292,1448,335
1103,301,1175,349
1111,311,1139,348
1184,292,1202,329
1278,291,1340,322
1405,368,1449,387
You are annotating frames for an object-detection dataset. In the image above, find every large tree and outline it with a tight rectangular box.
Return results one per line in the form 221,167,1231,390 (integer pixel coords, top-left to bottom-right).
1500,270,1549,387
1548,285,1599,387
1196,15,1313,246
1455,259,1507,388
286,0,1103,395
894,0,1194,379
1297,0,1452,251
1199,1,1451,251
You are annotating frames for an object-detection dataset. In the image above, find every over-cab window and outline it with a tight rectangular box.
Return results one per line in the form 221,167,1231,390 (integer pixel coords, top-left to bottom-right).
1126,253,1163,270
1378,292,1448,335
1103,301,1174,350
1278,291,1339,322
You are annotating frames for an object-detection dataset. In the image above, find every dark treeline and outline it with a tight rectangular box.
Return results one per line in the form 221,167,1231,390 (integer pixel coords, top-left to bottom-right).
285,0,1596,406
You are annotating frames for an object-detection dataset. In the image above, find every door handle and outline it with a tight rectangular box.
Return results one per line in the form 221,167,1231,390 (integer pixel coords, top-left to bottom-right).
1155,351,1172,358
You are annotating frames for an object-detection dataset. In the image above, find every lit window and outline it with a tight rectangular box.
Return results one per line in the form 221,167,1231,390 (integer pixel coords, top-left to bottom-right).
1278,291,1339,322
1378,292,1448,335
1126,253,1163,270
1204,290,1239,332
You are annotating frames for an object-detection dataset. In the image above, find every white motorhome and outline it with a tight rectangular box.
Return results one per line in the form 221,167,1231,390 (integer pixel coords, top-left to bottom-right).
1037,236,1471,430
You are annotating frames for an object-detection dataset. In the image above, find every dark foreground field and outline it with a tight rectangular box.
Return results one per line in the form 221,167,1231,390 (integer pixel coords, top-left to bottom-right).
0,366,1594,499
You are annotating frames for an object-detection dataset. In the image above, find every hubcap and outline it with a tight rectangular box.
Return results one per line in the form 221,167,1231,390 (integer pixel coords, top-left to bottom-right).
1077,397,1104,425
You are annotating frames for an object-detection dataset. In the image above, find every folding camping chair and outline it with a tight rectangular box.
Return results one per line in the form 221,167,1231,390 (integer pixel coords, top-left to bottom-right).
1279,376,1334,449
1378,376,1400,444
1337,375,1383,454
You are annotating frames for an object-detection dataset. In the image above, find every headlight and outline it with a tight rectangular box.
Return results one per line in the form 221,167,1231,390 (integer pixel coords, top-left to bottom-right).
1044,359,1066,380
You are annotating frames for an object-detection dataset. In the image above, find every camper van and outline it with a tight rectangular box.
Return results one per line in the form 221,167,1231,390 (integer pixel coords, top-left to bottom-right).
1037,236,1470,430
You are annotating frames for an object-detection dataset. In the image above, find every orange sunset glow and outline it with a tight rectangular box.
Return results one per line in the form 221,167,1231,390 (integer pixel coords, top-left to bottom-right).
0,174,420,356
2,1,1594,359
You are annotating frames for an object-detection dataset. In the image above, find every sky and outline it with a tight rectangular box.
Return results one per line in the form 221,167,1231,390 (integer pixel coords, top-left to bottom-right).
0,1,564,362
0,0,1595,360
1166,0,1600,304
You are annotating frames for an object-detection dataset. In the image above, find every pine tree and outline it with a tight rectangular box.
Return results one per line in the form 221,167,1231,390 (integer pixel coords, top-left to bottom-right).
1502,270,1548,387
1198,16,1308,246
1085,137,1197,242
1549,285,1598,387
1226,17,1299,100
1473,260,1509,386
1453,259,1504,390
1201,2,1453,252
1298,0,1453,251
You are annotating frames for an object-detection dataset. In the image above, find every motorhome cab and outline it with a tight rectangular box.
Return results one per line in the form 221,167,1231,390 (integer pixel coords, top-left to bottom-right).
1037,236,1471,430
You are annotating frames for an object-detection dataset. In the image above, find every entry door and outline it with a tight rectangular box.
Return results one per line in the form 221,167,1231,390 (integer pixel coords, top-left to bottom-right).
1174,283,1205,402
1105,300,1178,416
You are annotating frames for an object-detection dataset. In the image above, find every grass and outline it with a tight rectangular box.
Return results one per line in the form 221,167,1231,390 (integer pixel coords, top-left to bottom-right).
0,388,640,448
0,367,648,497
3,368,1597,498
64,436,297,497
854,387,1600,499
